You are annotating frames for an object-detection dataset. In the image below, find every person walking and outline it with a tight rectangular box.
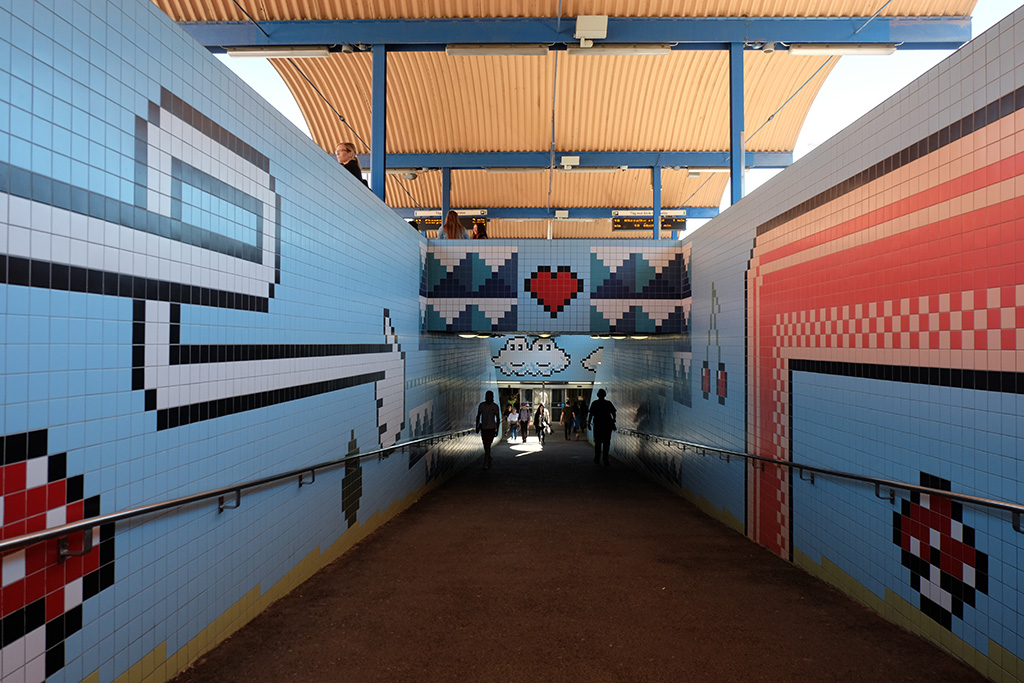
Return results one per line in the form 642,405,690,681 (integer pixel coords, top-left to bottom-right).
475,390,501,470
507,405,519,441
588,388,617,465
561,405,572,440
534,403,550,446
518,403,531,443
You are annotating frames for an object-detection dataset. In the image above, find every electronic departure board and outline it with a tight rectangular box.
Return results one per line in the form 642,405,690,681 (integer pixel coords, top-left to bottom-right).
611,216,686,231
418,216,486,232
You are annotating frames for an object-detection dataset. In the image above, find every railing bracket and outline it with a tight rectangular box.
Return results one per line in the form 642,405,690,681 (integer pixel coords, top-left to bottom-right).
299,469,316,488
798,468,815,484
875,483,894,504
219,489,241,513
1013,512,1023,534
58,529,94,562
718,452,730,462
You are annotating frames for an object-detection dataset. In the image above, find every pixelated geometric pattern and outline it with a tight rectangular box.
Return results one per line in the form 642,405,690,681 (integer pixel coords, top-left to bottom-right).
590,246,690,334
893,473,989,630
1,430,115,680
425,246,518,331
524,266,583,317
747,80,1024,559
492,336,571,377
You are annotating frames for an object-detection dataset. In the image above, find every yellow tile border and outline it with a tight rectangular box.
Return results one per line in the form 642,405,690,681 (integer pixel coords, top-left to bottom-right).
97,459,465,683
794,548,1024,683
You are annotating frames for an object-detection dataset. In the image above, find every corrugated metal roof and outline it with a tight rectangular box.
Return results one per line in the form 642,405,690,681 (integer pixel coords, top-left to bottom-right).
156,0,974,21
153,0,975,238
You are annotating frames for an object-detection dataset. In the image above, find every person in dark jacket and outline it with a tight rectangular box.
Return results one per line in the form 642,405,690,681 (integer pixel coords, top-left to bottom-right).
334,142,368,186
588,388,616,465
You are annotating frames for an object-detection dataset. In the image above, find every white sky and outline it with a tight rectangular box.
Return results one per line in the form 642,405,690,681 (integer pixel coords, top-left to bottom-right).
216,0,1023,232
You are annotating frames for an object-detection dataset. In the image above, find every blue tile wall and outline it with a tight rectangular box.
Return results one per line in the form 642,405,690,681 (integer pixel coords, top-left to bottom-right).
0,1,494,682
595,8,1024,682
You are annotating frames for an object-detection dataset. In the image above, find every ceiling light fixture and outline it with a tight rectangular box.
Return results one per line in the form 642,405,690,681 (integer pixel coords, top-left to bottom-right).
787,43,896,55
686,167,729,174
226,46,331,58
556,166,623,173
566,44,671,56
445,44,550,56
485,167,549,174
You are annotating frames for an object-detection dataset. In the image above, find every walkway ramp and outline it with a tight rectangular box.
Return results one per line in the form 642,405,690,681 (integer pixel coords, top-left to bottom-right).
172,436,984,683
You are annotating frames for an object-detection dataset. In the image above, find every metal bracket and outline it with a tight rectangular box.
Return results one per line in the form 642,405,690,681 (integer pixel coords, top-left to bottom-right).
1013,511,1023,534
874,483,894,503
752,459,765,471
57,528,94,562
797,468,815,484
718,452,730,462
218,489,241,513
299,469,316,488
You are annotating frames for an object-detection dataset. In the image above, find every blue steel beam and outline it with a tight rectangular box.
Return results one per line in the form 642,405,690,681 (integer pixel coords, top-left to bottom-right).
729,42,744,206
356,151,792,169
441,168,451,220
370,45,386,199
652,167,662,239
393,207,720,220
182,17,970,51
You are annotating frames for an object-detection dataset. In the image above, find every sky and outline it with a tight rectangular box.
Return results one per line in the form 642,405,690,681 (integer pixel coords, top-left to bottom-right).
216,0,1023,232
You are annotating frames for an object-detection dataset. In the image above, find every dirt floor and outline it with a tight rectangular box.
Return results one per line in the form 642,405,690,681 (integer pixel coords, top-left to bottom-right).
171,434,987,683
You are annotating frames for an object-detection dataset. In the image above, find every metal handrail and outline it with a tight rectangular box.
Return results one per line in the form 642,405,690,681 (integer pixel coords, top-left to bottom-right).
0,429,476,556
618,428,1024,533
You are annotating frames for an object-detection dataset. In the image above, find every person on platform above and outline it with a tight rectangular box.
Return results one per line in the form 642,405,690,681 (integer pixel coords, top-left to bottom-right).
475,390,502,470
436,210,469,239
334,142,368,186
588,388,617,466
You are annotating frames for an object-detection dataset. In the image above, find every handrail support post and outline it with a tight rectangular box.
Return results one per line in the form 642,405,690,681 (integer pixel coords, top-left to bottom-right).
299,469,316,488
58,528,94,562
219,489,241,513
875,483,894,504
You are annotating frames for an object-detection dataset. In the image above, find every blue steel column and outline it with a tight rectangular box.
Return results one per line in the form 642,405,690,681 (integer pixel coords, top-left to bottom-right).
370,44,387,200
441,168,451,222
729,42,744,205
652,166,662,239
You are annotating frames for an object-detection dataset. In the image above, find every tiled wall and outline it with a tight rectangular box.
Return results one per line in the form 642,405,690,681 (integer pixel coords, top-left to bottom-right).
0,1,494,682
424,241,689,334
603,9,1024,681
488,334,607,382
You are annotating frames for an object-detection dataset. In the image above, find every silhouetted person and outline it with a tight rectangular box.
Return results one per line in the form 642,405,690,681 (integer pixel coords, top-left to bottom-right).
588,388,616,465
476,390,501,469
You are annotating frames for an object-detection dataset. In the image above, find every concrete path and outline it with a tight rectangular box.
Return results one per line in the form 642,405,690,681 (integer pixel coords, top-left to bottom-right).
171,434,985,683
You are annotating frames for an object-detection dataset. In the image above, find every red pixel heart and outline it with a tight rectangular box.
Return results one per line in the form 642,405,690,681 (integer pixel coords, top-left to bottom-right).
525,266,583,317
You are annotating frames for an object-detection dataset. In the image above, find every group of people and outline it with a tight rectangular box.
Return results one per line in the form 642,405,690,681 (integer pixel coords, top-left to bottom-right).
335,142,486,239
475,389,616,469
436,210,487,239
505,403,551,445
560,399,590,441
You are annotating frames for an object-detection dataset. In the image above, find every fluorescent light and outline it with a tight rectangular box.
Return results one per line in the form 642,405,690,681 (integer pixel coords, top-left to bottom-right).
486,167,549,174
556,166,622,173
446,44,550,56
226,46,330,58
787,43,896,56
566,44,671,56
686,167,729,174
